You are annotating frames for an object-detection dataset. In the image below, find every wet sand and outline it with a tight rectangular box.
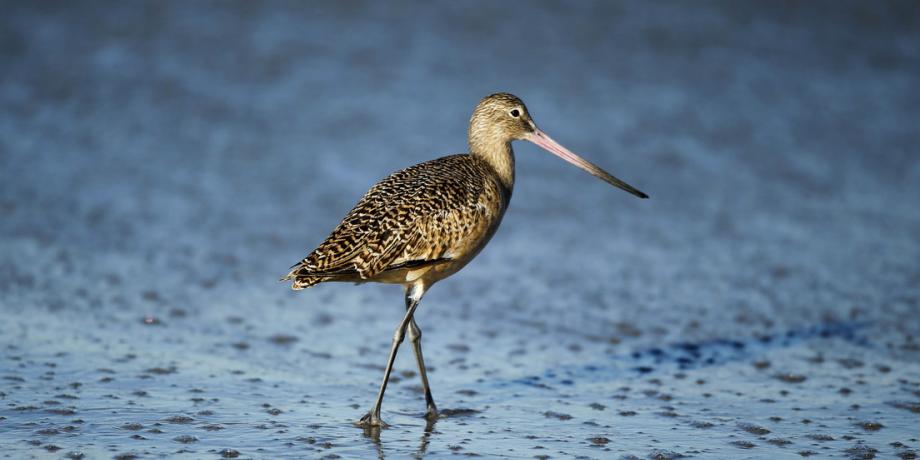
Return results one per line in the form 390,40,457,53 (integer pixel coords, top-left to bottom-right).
2,1,919,458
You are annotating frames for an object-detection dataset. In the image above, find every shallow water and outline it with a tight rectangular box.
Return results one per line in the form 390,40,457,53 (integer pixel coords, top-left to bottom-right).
2,1,920,458
4,312,919,458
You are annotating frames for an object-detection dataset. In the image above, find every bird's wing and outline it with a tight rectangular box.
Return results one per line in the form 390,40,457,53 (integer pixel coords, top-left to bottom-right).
286,154,491,281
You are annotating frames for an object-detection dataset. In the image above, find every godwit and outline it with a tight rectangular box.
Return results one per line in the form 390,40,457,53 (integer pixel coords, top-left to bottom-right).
282,93,647,427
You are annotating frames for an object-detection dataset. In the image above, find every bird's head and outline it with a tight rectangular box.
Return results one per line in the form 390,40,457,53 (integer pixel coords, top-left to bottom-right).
468,93,536,145
469,93,648,199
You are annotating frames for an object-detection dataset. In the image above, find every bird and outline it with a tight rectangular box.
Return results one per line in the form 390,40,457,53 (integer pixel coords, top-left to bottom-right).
281,93,648,428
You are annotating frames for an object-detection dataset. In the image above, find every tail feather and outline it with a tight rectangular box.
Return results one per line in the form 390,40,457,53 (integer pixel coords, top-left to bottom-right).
280,264,329,290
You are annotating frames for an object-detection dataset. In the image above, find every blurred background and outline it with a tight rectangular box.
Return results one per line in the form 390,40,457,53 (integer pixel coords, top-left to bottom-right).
2,1,919,458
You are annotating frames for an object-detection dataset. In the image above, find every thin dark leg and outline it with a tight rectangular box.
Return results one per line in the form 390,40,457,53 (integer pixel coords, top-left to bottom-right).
407,316,437,419
357,284,424,427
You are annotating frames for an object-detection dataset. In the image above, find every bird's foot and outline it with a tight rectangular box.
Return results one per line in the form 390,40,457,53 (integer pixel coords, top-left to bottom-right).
356,411,388,428
424,405,439,421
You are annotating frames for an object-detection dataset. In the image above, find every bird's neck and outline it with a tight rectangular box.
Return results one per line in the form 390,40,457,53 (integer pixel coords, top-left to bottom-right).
471,141,515,192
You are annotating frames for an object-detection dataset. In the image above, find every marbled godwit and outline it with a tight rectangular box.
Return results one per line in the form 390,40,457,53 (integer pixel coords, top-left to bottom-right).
282,93,647,427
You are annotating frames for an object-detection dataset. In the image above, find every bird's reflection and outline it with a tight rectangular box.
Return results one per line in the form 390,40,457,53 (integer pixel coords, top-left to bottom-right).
360,424,384,459
359,415,439,459
415,416,437,458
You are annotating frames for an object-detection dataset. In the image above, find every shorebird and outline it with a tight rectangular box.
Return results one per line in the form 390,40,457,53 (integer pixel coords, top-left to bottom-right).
282,93,647,427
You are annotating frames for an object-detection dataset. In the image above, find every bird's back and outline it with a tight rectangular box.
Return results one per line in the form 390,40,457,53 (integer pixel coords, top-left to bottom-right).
283,154,509,289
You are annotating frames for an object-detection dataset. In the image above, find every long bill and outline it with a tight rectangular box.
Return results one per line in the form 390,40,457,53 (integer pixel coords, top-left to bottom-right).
526,128,648,199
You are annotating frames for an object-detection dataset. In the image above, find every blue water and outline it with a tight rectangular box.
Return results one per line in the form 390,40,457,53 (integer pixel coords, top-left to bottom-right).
2,1,919,458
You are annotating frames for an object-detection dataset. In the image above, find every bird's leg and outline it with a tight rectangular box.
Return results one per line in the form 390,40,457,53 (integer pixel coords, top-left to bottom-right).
403,283,437,417
358,311,413,427
357,285,424,428
407,315,438,419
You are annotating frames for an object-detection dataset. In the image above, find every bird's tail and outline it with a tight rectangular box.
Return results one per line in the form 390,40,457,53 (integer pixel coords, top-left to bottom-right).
280,264,329,290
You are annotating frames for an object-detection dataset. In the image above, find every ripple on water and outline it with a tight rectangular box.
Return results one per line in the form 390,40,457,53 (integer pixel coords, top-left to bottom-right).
844,443,879,459
163,415,195,424
738,423,770,435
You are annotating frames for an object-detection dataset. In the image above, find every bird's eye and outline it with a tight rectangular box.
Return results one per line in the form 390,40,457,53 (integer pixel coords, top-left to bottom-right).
510,109,520,118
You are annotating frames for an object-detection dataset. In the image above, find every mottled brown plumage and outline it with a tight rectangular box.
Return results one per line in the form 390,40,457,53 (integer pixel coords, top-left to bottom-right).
281,93,647,428
282,154,509,290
